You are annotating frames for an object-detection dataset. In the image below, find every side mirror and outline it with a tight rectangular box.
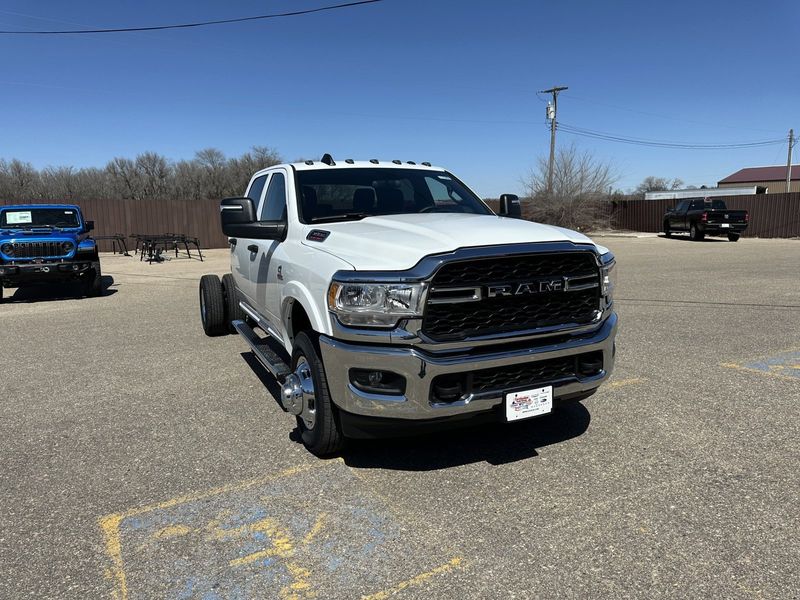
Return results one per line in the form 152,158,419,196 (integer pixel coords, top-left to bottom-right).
85,220,95,232
499,194,522,219
220,197,287,241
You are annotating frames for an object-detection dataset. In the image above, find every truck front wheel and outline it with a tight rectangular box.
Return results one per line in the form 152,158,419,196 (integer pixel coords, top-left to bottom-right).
290,331,344,456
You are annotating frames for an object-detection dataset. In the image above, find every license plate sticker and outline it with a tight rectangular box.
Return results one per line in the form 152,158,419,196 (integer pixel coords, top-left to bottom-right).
505,386,553,421
721,223,730,228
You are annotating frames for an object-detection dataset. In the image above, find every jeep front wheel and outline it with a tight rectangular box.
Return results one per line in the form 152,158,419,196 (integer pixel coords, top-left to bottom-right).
289,331,344,456
85,263,103,297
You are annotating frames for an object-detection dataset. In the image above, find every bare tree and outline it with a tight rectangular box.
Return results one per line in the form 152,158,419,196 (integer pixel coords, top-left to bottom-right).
0,146,283,203
521,144,617,231
135,152,171,200
635,176,685,195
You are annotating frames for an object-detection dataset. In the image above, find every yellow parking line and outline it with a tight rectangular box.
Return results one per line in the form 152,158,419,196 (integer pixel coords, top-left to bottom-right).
720,362,799,382
302,512,328,546
361,557,465,600
98,462,329,600
98,514,128,600
606,377,646,389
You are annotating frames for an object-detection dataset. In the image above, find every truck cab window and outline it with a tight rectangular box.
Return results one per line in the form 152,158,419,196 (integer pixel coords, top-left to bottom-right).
261,172,287,222
246,174,268,203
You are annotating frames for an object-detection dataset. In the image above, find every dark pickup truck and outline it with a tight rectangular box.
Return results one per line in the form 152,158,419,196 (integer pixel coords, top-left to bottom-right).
663,198,748,241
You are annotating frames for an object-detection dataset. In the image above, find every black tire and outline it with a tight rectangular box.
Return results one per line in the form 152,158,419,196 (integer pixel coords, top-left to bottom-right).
221,273,246,333
85,262,103,297
199,274,228,336
663,221,671,237
292,331,344,456
689,223,704,241
727,232,740,242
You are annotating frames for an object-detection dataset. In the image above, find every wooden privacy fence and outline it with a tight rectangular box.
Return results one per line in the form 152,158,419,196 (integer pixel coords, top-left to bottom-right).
3,192,799,249
607,192,800,238
0,198,228,251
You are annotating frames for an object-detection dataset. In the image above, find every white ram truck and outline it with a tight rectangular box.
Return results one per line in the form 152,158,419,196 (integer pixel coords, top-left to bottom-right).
199,155,617,456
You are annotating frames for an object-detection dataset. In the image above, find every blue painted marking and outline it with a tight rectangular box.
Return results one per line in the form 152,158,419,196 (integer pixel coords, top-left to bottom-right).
744,350,800,379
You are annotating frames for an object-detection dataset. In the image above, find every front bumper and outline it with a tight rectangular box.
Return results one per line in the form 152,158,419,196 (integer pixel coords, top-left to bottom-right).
320,312,617,421
0,261,94,285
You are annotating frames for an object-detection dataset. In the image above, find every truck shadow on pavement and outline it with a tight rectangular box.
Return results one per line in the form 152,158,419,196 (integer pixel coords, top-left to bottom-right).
2,275,117,302
659,234,727,242
339,402,591,470
241,350,591,470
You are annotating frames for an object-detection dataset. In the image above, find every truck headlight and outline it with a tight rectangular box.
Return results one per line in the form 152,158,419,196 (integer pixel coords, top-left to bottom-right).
327,281,426,327
600,253,616,299
0,243,13,257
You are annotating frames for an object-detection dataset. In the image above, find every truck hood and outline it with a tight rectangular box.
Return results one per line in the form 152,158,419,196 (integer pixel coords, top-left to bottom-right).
302,213,600,271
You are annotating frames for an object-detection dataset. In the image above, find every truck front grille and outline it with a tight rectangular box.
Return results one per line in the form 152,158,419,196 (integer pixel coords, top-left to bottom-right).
6,241,69,259
430,350,603,403
422,252,601,342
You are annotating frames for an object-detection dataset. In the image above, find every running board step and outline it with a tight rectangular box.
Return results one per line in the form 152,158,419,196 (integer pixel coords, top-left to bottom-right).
232,319,292,380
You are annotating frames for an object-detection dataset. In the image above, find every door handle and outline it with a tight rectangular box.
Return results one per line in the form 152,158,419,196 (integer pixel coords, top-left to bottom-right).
247,244,259,253
229,238,237,246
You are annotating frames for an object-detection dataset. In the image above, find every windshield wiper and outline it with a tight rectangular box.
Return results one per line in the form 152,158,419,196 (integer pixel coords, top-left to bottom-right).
311,212,372,223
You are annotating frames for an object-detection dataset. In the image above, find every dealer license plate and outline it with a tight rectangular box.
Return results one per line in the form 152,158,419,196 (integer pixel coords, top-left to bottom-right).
720,223,730,228
505,386,552,422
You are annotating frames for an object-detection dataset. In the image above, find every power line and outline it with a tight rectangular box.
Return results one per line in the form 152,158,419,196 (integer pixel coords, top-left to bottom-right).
561,92,785,135
557,123,785,149
0,0,385,35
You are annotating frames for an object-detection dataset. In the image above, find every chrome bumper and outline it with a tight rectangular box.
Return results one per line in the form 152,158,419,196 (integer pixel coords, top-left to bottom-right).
319,313,617,420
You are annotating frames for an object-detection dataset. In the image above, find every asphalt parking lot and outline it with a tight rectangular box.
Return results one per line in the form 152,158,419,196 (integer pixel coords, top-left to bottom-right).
1,236,798,599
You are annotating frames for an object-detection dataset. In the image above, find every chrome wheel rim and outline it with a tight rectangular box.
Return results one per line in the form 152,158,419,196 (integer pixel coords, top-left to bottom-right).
295,357,316,430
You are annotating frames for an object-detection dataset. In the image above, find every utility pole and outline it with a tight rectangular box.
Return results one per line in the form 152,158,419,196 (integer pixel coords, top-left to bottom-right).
787,128,795,193
539,86,568,195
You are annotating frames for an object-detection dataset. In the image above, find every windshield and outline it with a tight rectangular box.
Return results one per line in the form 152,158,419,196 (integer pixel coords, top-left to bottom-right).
0,208,81,229
295,168,492,223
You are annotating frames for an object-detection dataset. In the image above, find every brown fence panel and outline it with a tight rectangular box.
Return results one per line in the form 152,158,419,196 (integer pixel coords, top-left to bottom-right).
3,194,798,246
0,198,229,251
608,193,800,238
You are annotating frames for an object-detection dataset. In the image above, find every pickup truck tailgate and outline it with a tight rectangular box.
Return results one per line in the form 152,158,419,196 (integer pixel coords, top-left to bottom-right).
705,209,748,224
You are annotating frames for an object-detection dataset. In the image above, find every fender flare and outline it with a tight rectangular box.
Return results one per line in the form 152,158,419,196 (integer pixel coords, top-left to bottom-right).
281,281,330,344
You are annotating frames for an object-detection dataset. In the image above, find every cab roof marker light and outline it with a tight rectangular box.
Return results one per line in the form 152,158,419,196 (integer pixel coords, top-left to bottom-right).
407,161,416,165
304,160,314,165
369,159,379,164
345,159,354,164
422,162,431,166
392,159,401,164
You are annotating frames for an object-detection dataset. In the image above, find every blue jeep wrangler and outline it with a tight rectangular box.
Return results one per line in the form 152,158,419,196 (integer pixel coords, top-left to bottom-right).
0,204,102,302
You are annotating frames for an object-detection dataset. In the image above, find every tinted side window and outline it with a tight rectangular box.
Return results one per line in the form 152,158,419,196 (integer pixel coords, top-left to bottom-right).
690,199,706,211
261,172,287,221
246,175,268,203
675,201,688,212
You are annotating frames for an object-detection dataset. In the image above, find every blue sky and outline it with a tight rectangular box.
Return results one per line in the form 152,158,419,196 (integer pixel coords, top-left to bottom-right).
1,0,797,196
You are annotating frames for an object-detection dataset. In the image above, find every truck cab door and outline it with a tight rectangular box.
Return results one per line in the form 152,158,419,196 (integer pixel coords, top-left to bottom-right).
673,200,688,230
251,169,289,339
231,173,269,305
